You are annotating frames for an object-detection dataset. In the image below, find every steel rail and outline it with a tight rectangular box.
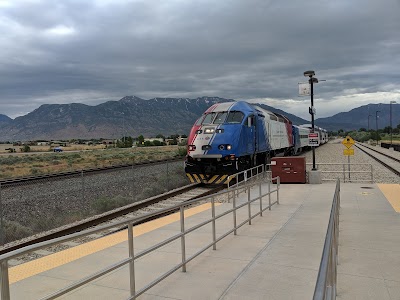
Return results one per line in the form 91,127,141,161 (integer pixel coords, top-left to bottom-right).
354,144,400,177
355,142,400,163
0,183,224,255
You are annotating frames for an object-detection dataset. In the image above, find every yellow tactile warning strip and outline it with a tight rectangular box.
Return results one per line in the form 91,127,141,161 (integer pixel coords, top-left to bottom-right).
377,184,400,212
9,203,220,284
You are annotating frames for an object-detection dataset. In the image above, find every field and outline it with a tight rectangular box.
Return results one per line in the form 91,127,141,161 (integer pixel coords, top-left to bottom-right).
0,146,187,179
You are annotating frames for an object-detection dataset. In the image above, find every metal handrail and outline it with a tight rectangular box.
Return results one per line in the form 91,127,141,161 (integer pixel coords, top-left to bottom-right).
306,163,373,183
313,178,340,300
227,164,266,189
0,172,280,300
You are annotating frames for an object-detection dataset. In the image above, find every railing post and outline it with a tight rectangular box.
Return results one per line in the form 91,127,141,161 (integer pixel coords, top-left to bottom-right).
370,164,373,183
259,180,263,216
180,206,186,272
128,223,136,298
1,260,10,300
0,183,4,246
342,164,345,183
277,176,280,205
247,186,251,225
268,178,271,210
211,197,217,250
233,190,237,235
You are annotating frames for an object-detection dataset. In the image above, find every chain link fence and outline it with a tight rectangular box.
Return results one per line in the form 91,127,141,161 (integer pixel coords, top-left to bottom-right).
0,160,187,246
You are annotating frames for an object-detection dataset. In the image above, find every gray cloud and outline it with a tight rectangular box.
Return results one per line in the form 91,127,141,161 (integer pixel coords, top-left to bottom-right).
0,0,399,118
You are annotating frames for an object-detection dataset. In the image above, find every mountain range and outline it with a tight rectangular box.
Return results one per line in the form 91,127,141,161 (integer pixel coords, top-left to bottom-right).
0,97,398,141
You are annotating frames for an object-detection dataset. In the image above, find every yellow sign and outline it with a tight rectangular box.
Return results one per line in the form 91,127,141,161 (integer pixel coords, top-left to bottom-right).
343,148,354,156
342,136,355,149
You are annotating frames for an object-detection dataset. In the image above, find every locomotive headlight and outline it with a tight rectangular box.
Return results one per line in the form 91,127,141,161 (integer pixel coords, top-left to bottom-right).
188,145,196,151
204,128,215,134
226,144,232,150
218,145,225,150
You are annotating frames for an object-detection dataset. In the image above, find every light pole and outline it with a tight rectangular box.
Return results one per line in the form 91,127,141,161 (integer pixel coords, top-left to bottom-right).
368,114,372,131
390,101,397,146
375,110,380,145
304,70,318,170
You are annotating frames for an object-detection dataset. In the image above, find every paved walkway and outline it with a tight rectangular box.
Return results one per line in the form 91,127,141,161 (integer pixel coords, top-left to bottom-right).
7,182,400,300
337,183,400,300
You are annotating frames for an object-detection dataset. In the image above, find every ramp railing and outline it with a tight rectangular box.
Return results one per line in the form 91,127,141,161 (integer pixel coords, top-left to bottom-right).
306,163,373,183
0,173,280,300
313,178,340,300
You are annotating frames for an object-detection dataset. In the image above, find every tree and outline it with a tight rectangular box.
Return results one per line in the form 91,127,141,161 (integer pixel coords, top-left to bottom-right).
382,126,391,134
137,135,144,146
370,131,381,141
153,140,164,146
21,145,30,152
359,128,367,132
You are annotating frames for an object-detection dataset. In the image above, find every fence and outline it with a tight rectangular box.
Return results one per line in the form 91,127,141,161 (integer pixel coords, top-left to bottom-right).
0,161,187,246
0,171,280,300
306,163,373,183
313,178,341,300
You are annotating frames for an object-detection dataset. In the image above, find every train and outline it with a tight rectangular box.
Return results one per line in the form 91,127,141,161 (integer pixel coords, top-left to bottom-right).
184,101,328,184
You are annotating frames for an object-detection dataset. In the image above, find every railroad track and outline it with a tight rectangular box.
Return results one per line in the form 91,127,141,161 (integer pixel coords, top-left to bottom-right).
355,142,400,177
0,157,183,187
1,183,225,265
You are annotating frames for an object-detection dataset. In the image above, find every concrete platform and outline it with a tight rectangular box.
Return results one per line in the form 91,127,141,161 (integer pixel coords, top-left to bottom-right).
7,182,400,300
337,183,400,300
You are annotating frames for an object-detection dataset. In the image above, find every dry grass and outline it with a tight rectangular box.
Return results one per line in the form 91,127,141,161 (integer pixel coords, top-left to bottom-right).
0,145,186,179
381,139,400,145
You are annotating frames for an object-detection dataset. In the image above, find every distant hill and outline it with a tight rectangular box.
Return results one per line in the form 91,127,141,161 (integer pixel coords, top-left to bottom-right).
0,114,12,123
315,103,400,131
1,97,396,141
0,97,235,140
0,97,310,141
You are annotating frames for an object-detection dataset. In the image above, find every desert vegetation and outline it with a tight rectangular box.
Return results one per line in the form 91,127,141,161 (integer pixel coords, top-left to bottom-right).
0,145,186,179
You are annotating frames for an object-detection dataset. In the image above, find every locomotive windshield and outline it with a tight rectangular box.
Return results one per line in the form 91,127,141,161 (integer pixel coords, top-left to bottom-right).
225,111,244,123
201,111,244,125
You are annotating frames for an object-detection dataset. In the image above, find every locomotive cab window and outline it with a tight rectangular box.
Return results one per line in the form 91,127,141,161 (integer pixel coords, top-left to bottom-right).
202,112,216,124
268,113,277,121
213,112,228,124
226,111,244,123
195,116,205,126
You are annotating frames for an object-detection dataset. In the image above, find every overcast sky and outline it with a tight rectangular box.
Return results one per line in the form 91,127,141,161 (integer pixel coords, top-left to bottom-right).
1,0,399,119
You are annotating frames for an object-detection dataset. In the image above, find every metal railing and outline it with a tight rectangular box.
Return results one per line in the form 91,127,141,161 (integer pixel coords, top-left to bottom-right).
313,178,341,300
227,164,266,189
0,171,280,300
306,163,373,183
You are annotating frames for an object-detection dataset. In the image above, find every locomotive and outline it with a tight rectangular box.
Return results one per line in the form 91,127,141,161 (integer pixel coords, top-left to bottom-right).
184,101,327,184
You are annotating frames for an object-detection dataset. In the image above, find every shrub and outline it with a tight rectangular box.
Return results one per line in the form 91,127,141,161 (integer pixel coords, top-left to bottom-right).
175,147,187,157
91,196,131,214
30,167,40,175
3,219,33,243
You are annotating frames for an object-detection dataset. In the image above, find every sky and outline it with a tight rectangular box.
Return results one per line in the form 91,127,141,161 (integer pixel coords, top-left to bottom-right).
0,0,399,119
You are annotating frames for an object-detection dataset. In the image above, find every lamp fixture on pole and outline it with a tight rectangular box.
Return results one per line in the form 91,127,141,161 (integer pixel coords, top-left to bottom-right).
304,70,318,171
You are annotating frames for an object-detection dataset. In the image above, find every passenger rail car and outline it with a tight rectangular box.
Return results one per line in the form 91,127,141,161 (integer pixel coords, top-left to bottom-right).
185,101,327,184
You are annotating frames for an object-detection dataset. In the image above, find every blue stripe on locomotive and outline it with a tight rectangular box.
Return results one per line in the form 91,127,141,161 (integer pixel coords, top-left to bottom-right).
204,101,270,157
292,125,301,149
